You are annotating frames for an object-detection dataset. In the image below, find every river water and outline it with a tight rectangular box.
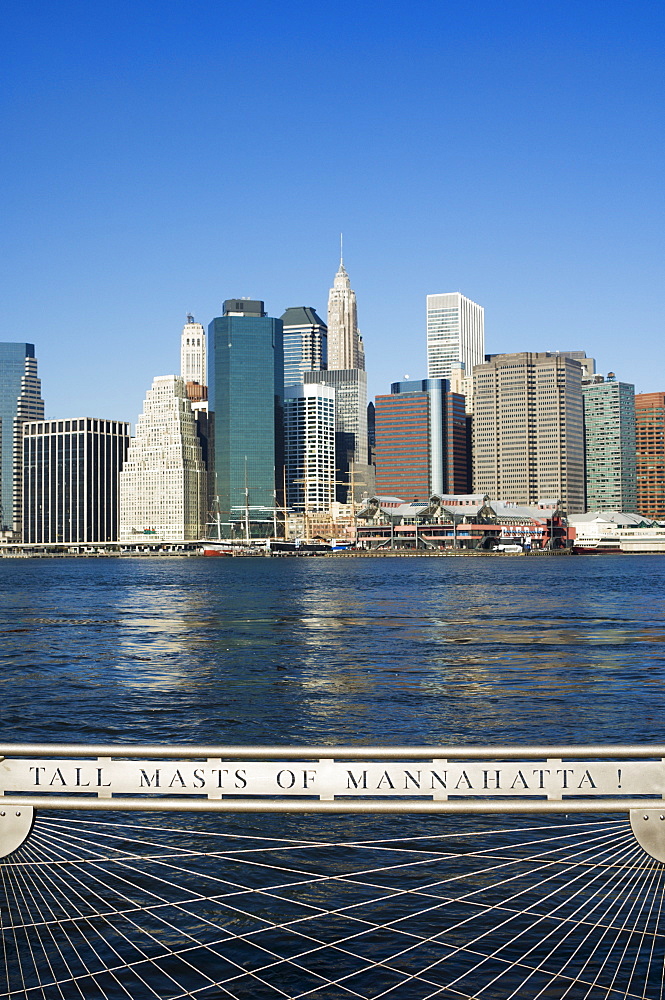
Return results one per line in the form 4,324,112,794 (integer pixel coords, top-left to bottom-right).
2,554,665,747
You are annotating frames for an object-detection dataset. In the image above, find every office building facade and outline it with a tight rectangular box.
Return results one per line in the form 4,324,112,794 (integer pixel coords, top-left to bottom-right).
472,352,585,512
208,300,283,535
0,343,44,536
119,376,205,541
374,379,469,501
426,293,484,381
284,384,335,515
582,375,636,512
22,418,129,544
635,392,665,519
281,307,327,387
304,369,373,502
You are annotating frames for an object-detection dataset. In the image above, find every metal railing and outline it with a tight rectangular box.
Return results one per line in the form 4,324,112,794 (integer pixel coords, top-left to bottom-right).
1,742,665,814
3,744,665,999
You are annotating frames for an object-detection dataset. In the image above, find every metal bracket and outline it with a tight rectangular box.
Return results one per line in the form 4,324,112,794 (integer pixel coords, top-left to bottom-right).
0,806,35,858
630,808,665,862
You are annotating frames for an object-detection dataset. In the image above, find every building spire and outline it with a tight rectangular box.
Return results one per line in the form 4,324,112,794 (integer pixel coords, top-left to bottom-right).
340,232,343,267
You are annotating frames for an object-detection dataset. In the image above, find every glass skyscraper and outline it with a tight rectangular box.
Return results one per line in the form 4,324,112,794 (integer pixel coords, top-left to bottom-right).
582,376,636,512
280,307,327,387
208,300,284,537
0,342,44,536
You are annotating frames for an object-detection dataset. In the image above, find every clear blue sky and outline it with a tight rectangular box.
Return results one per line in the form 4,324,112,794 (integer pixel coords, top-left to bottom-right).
2,0,663,421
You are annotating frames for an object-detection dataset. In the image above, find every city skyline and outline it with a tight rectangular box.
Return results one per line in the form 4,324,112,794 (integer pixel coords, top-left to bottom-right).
1,2,662,422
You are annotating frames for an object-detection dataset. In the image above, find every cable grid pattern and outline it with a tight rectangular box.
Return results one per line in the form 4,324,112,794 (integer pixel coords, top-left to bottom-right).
1,814,664,999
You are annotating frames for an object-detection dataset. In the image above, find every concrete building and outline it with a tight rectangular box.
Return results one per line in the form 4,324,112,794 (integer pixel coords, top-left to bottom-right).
582,375,636,512
208,299,283,535
304,369,373,502
0,343,44,537
426,293,484,381
374,379,469,501
180,314,206,388
22,418,129,544
327,251,364,371
119,376,205,542
281,307,327,387
635,392,665,520
472,352,585,513
284,383,335,517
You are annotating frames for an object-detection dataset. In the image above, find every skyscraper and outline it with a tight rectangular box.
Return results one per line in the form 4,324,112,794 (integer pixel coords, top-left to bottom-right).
180,314,207,388
281,307,328,386
327,250,365,371
311,250,372,502
374,379,469,501
472,352,585,512
304,369,372,502
0,343,44,537
582,375,636,512
426,293,484,381
284,384,335,515
23,418,129,544
119,376,205,541
208,299,283,535
635,392,665,519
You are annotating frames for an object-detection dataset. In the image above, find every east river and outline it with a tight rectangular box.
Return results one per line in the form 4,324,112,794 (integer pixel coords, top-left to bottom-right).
2,554,665,747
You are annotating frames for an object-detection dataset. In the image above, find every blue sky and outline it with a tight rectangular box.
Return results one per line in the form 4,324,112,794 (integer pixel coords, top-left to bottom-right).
2,0,663,420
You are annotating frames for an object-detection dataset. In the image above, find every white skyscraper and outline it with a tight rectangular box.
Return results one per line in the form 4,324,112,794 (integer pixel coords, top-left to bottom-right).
284,384,336,514
327,249,365,371
119,375,205,541
426,293,484,381
180,314,206,387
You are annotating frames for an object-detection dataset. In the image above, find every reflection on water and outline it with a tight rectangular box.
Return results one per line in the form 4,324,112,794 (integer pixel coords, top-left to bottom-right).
0,555,665,746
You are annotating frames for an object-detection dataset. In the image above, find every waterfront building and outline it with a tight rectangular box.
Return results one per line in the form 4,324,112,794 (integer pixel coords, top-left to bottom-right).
180,315,207,388
303,369,373,502
119,376,205,542
472,352,585,513
327,251,364,371
635,392,665,520
582,375,636,512
0,343,44,537
374,379,469,501
208,299,283,535
284,383,335,519
22,418,129,544
568,510,659,552
357,495,572,550
281,307,327,387
426,293,484,381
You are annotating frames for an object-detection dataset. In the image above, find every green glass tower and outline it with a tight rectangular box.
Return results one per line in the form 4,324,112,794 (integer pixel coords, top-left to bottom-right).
582,374,636,512
208,300,283,537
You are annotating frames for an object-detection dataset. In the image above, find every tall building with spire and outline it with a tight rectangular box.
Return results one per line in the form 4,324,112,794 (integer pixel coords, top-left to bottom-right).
327,240,365,371
305,244,373,502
